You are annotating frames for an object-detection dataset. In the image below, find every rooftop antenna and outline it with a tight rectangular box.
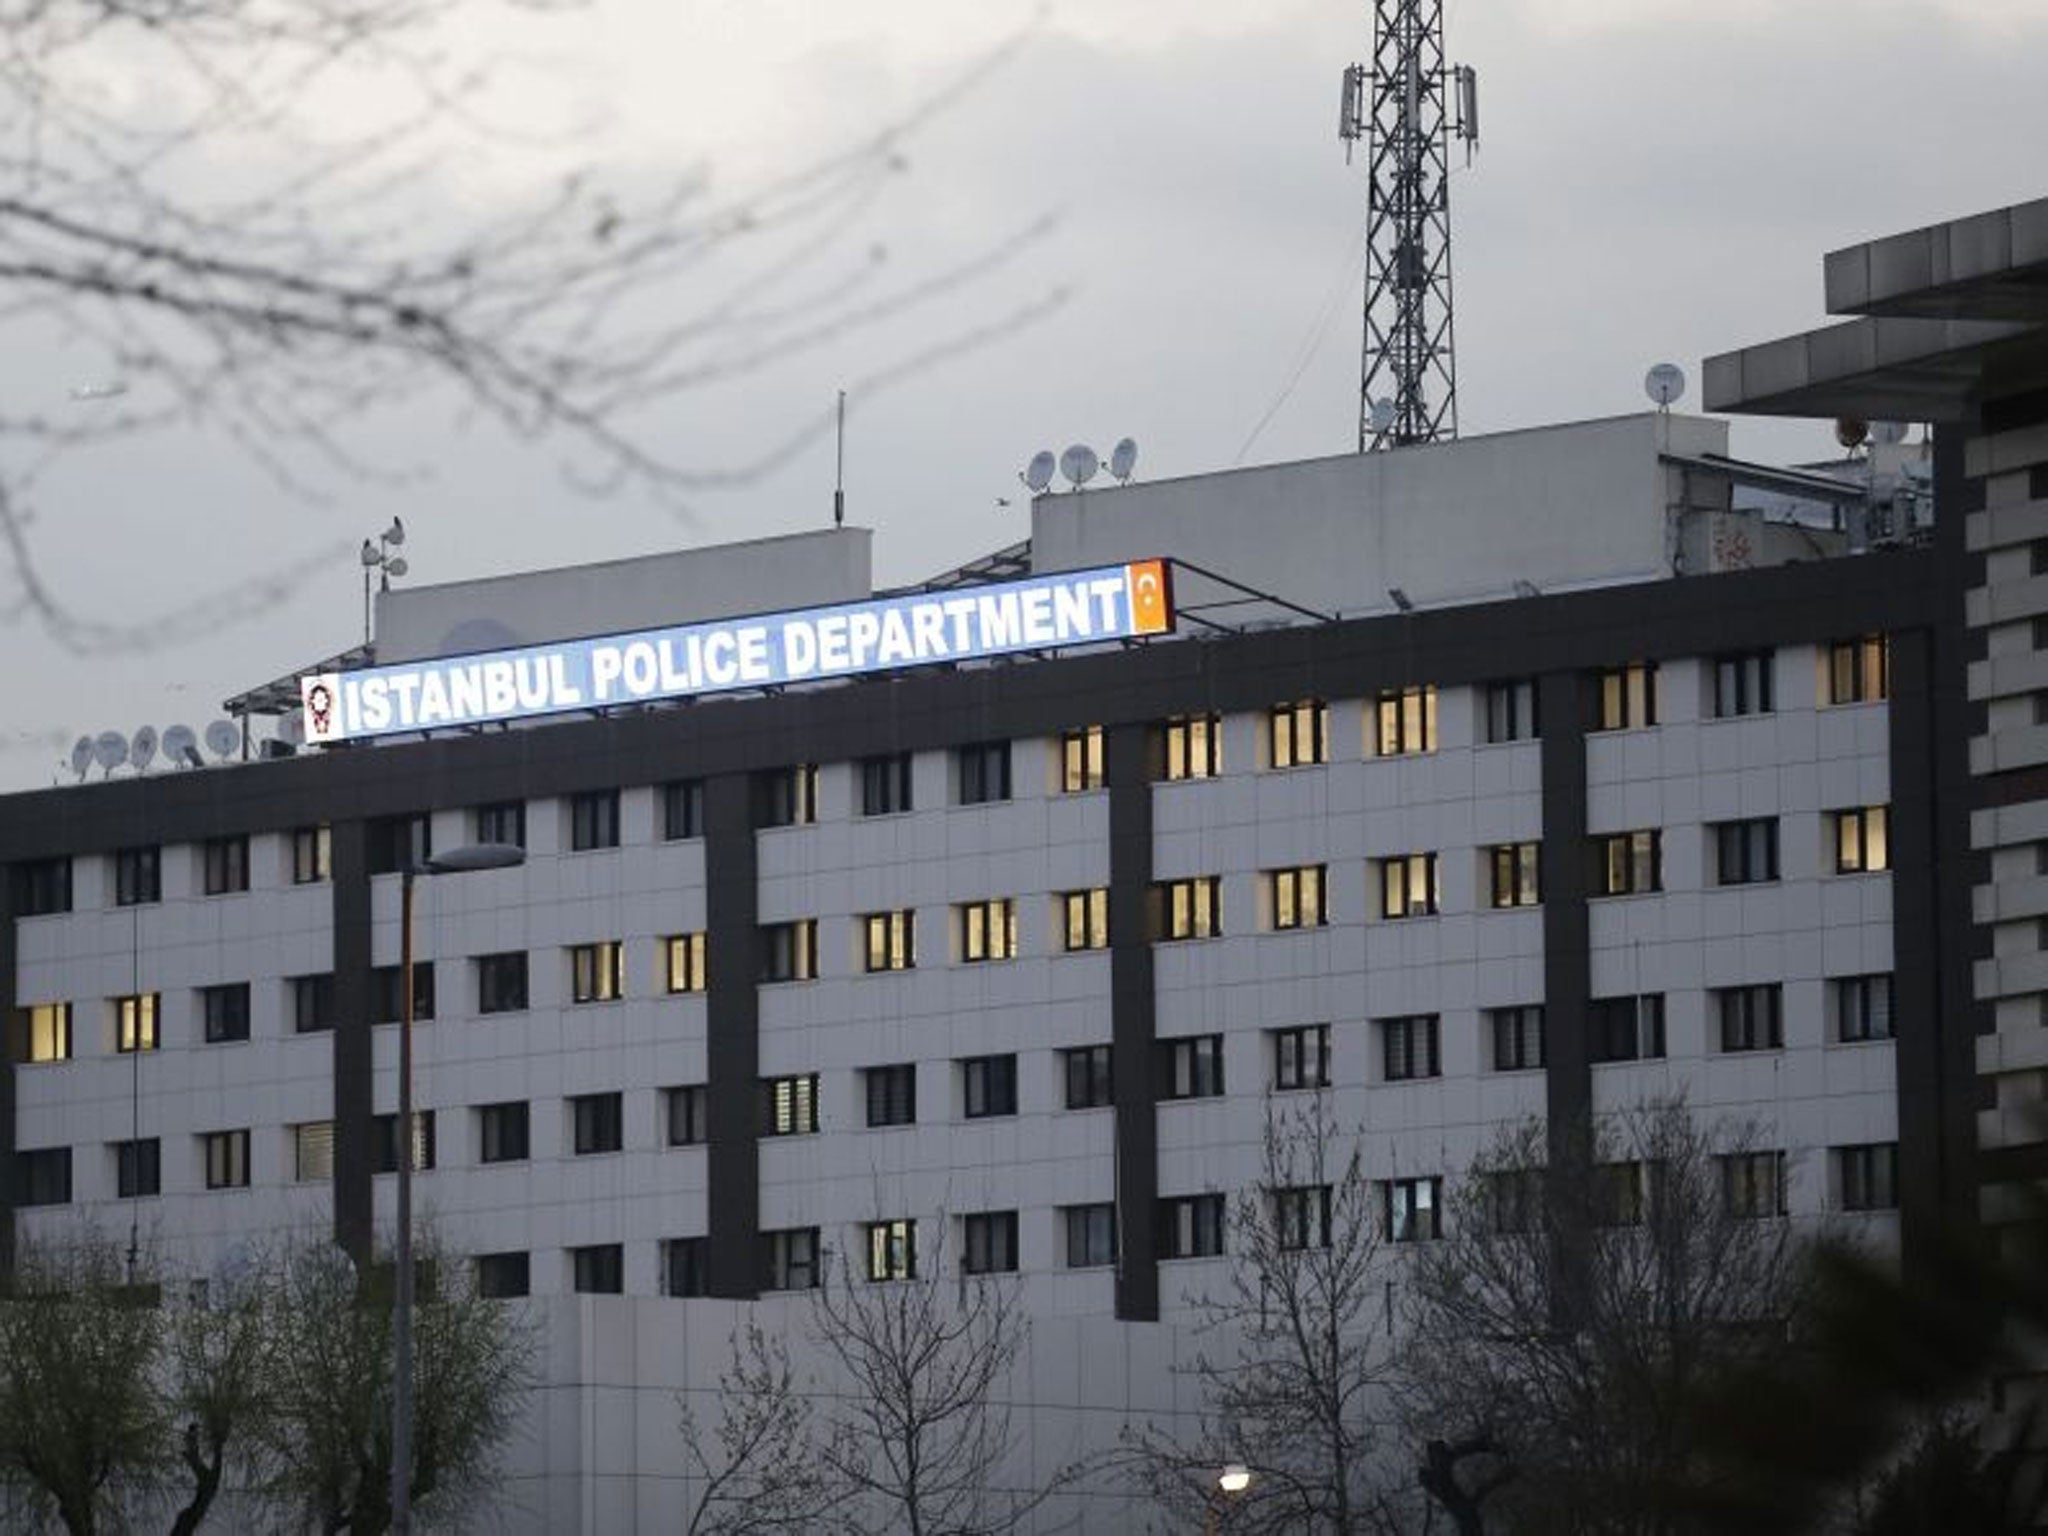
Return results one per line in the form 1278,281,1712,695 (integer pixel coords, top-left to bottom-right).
1341,2,1477,451
163,724,200,769
1645,363,1687,413
93,730,129,778
1059,443,1099,490
1109,437,1139,484
204,720,239,760
833,389,846,529
129,726,158,773
1020,450,1056,495
69,735,93,782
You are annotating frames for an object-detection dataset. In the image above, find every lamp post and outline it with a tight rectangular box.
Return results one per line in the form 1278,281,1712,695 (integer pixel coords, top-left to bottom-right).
393,841,523,1535
361,516,407,646
1203,1463,1253,1536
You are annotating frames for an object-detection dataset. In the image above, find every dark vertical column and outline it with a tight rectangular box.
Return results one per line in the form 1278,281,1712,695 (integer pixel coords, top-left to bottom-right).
0,878,17,1280
704,773,761,1299
1538,671,1592,1316
1107,722,1159,1323
1890,627,1948,1274
330,820,375,1265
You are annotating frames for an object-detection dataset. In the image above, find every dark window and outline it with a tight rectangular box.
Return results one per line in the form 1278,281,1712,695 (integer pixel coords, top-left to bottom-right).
366,814,430,876
202,836,250,895
370,963,435,1023
1157,1035,1225,1100
1269,699,1328,768
961,1055,1018,1119
292,974,335,1034
1827,636,1890,704
1270,865,1327,929
1060,726,1105,793
1596,830,1662,896
759,920,819,983
1372,685,1438,756
753,765,820,829
1596,1163,1646,1227
17,1147,71,1207
963,1211,1020,1274
661,780,704,840
1384,1176,1443,1242
203,1129,250,1190
863,910,916,972
479,1102,529,1164
11,857,72,915
114,846,161,906
666,933,708,993
1720,1152,1787,1219
115,1137,161,1198
290,827,330,885
477,952,529,1014
570,941,625,1003
476,1252,530,1298
1063,1045,1114,1110
570,791,621,851
1488,843,1541,908
1381,1015,1441,1081
571,1092,624,1155
1273,1024,1331,1090
1595,663,1658,730
1487,1168,1543,1234
1158,1194,1226,1259
1159,714,1221,780
860,753,914,816
572,1244,624,1295
864,1219,917,1281
1490,1006,1547,1071
1716,985,1784,1052
664,1085,707,1146
1273,1184,1332,1250
864,1064,916,1128
761,1074,820,1136
372,1111,435,1174
1838,1143,1899,1211
1484,680,1540,743
1153,877,1222,940
663,1238,708,1297
956,741,1012,804
1379,853,1439,918
201,983,251,1044
1833,974,1894,1043
1712,819,1780,885
1590,995,1666,1062
1832,806,1891,873
1063,1204,1117,1268
1062,889,1109,951
1713,651,1775,717
473,801,526,848
762,1227,822,1291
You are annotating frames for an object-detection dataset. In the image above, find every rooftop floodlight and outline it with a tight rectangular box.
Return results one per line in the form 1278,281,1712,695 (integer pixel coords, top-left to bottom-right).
1388,587,1414,612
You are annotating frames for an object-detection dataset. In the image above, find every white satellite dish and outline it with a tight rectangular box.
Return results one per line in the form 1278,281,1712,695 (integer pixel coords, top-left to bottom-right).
1059,443,1099,488
204,720,239,759
277,710,306,746
130,726,158,771
1869,421,1908,446
163,724,199,768
1644,363,1687,409
93,730,129,773
1369,397,1397,435
1021,450,1055,494
70,736,94,779
1109,437,1138,483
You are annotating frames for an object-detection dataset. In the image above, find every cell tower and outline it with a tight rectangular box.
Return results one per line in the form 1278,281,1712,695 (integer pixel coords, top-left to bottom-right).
1340,2,1477,451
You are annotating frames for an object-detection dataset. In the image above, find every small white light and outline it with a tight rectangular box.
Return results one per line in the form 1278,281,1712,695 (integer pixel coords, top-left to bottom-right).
1217,1464,1252,1495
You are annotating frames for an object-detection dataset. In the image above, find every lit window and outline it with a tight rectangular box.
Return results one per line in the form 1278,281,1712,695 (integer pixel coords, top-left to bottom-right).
762,1074,820,1136
1596,830,1661,896
479,1102,529,1163
14,1002,71,1064
1716,985,1783,1052
1063,1204,1117,1268
963,1211,1019,1274
1063,1045,1114,1110
961,1055,1017,1118
1589,995,1665,1063
864,1219,916,1282
1378,853,1439,918
571,1092,623,1154
754,765,820,828
290,826,330,885
956,742,1011,805
1712,819,1779,885
1268,699,1328,768
477,952,529,1014
1488,843,1540,908
1270,865,1327,929
664,1085,707,1146
569,791,621,851
572,1244,623,1295
960,899,1018,962
203,1129,250,1190
663,1238,707,1297
1154,876,1222,941
116,992,160,1054
1832,806,1890,873
1489,1006,1546,1072
666,933,707,994
864,1064,916,1128
1157,1035,1225,1100
1160,714,1221,780
760,920,819,983
1062,888,1109,952
1836,1143,1898,1212
1372,685,1438,756
1380,1015,1441,1081
661,781,703,840
114,845,161,906
1273,1185,1331,1250
202,836,249,895
1384,1176,1442,1242
1060,726,1105,793
201,983,251,1044
473,801,526,848
1720,1152,1787,1219
1595,663,1658,731
570,941,625,1004
863,910,916,972
1832,974,1894,1043
1158,1194,1226,1259
1272,1024,1330,1090
762,1227,821,1291
1483,679,1540,743
860,753,914,816
1826,635,1889,705
1712,651,1775,717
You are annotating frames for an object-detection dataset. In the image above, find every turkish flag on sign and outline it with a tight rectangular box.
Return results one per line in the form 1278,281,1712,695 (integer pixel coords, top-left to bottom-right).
1126,560,1172,635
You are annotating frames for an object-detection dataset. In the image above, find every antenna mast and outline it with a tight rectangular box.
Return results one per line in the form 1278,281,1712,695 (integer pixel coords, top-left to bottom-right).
1341,1,1477,451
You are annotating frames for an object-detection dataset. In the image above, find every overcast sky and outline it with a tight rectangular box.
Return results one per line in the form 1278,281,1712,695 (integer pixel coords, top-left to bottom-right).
4,0,2046,788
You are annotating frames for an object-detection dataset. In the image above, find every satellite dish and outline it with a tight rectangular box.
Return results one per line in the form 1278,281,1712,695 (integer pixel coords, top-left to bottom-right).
163,724,198,768
384,556,408,579
1109,437,1138,482
1369,397,1397,434
1870,421,1908,446
277,710,306,746
1835,417,1870,450
204,720,239,759
1059,443,1099,488
130,726,158,771
1644,363,1687,408
93,730,129,772
69,736,94,779
1021,450,1055,494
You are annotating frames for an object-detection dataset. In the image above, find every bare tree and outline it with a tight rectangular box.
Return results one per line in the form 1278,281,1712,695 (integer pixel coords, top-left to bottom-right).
681,1317,833,1536
163,1259,275,1536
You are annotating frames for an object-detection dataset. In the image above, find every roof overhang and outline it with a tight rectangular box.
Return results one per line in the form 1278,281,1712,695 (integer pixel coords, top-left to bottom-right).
1702,316,2036,421
1825,196,2048,323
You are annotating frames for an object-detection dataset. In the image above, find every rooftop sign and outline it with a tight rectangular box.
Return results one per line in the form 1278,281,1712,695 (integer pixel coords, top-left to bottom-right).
300,559,1173,745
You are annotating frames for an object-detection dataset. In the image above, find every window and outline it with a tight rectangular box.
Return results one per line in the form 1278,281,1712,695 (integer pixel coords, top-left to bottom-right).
1273,1185,1332,1250
1488,843,1541,908
1590,995,1666,1062
570,790,621,851
1837,1143,1899,1212
473,801,526,848
479,1102,529,1164
663,1238,708,1297
754,764,820,828
1832,806,1891,873
664,1085,707,1146
1158,1035,1225,1100
203,1129,250,1190
366,814,430,875
1378,853,1440,918
762,1227,821,1291
201,983,251,1044
1484,679,1540,743
1063,1045,1114,1110
11,856,71,915
116,993,160,1053
202,836,249,895
292,974,335,1034
860,752,914,816
571,1091,624,1155
1269,699,1328,768
956,741,1012,805
1060,726,1105,793
1595,1162,1646,1226
1384,1176,1442,1242
1159,1194,1226,1259
961,1055,1017,1119
114,845,161,906
1833,974,1895,1043
1270,865,1327,929
1712,819,1780,885
1597,830,1662,896
1716,985,1784,1052
1489,1006,1546,1072
960,899,1018,962
1721,1152,1787,1219
115,1138,160,1198
1062,888,1109,952
476,952,529,1014
1380,1015,1441,1081
864,910,916,972
865,1219,916,1281
572,1244,624,1295
292,1122,335,1182
1713,651,1775,717
13,1002,71,1064
1155,876,1222,941
17,1147,70,1207
760,920,819,982
1273,1024,1331,1090
864,1064,916,1128
372,1111,435,1174
570,941,625,1003
1161,714,1221,780
290,826,330,885
1827,635,1890,704
1372,685,1438,756
1063,1204,1117,1268
963,1211,1020,1274
1596,663,1658,730
762,1074,820,1136
666,933,707,994
476,1252,530,1299
370,964,435,1023
661,780,703,840
1486,1168,1543,1234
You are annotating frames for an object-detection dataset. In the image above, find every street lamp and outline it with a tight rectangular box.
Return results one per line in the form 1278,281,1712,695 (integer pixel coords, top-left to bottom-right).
393,841,523,1535
362,517,407,646
1204,1463,1253,1535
